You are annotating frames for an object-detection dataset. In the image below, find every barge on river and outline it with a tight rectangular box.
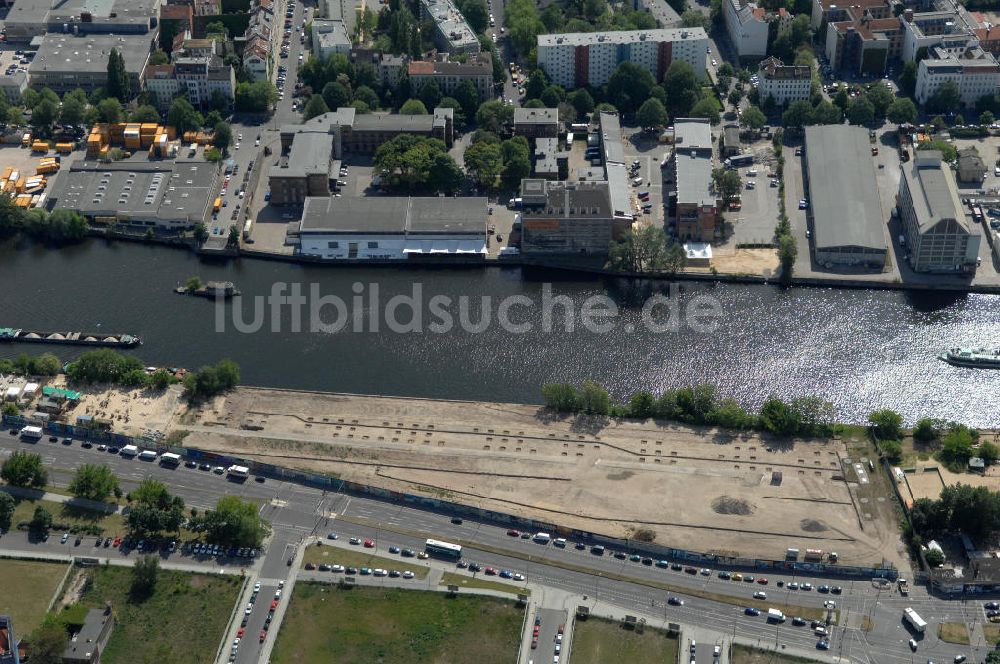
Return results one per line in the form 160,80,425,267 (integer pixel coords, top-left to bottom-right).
0,327,141,348
174,280,241,299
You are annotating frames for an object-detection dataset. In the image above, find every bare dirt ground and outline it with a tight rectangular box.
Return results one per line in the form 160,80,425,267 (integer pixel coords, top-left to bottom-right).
166,388,906,568
691,248,779,276
46,375,184,438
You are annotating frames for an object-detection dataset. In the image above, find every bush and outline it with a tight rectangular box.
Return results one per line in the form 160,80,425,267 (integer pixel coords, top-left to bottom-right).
868,409,903,441
183,359,240,402
913,418,939,445
924,548,944,567
878,439,903,464
541,383,580,412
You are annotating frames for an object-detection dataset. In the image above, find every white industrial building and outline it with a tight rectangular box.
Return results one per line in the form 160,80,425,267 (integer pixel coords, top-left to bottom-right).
292,196,489,260
537,28,708,89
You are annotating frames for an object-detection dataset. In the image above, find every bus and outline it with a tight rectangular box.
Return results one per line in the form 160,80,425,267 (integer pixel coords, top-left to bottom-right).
159,452,181,468
425,539,462,559
903,607,926,633
226,465,249,479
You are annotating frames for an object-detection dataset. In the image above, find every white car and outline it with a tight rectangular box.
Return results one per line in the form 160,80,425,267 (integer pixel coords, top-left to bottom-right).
402,571,415,579
253,582,261,592
278,581,285,588
234,142,240,150
373,568,387,576
332,564,345,572
513,573,525,581
275,589,282,599
238,133,243,141
255,139,260,147
753,590,766,599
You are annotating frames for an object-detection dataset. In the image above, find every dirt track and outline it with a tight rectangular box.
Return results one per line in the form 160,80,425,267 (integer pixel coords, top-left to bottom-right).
170,387,906,568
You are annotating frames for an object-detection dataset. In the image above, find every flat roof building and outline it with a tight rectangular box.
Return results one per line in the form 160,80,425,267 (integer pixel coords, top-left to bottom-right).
5,0,160,41
29,33,152,94
312,19,352,60
897,150,981,273
47,160,218,229
519,179,631,254
537,28,708,88
915,42,1000,107
804,125,887,269
670,118,720,242
63,608,114,664
513,107,560,140
292,195,488,260
417,0,480,54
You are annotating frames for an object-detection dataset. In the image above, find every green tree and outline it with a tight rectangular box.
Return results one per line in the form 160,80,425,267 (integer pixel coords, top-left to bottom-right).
887,97,917,124
979,110,995,126
879,439,903,464
302,94,330,120
570,89,595,118
607,225,677,272
541,383,580,411
67,349,144,383
167,97,203,135
353,85,380,110
106,48,131,101
30,505,52,531
868,408,904,440
1,450,47,488
847,96,874,126
809,99,842,124
979,441,1000,466
131,555,160,599
464,140,503,189
913,417,940,445
194,223,208,242
0,492,14,530
899,61,917,97
712,168,742,206
130,104,161,123
475,100,514,134
212,121,233,150
628,391,655,418
418,80,443,110
681,8,709,27
741,105,766,130
458,0,489,33
939,424,975,467
453,79,481,121
322,81,352,110
637,98,668,130
579,380,611,416
31,98,58,133
183,359,241,402
27,618,68,664
690,98,720,124
501,153,531,190
197,495,271,547
782,100,814,129
866,82,894,118
778,233,797,281
69,464,120,502
59,94,86,126
98,97,124,124
924,548,944,567
927,81,961,114
662,61,700,118
400,98,428,115
917,139,957,162
235,81,278,113
607,62,656,115
759,396,801,436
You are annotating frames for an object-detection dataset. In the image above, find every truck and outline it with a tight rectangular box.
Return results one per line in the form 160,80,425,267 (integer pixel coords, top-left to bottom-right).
227,465,249,479
804,548,824,562
19,425,43,441
120,444,139,457
725,153,754,169
767,608,786,623
785,548,800,561
903,607,926,633
898,578,910,596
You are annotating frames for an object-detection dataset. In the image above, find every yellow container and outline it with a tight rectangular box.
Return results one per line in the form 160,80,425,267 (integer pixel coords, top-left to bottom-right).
31,141,49,153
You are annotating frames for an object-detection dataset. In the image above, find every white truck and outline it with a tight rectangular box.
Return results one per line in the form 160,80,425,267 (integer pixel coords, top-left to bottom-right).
138,450,158,461
19,425,43,441
767,608,786,623
898,578,910,596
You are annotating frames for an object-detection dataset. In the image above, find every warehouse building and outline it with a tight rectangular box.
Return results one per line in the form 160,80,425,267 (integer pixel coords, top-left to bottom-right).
669,118,720,242
537,28,707,89
803,125,888,269
897,150,981,273
291,196,488,260
46,160,217,230
268,132,337,206
5,0,160,41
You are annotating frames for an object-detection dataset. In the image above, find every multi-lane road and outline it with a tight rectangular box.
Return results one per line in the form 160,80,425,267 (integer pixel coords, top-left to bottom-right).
0,433,991,664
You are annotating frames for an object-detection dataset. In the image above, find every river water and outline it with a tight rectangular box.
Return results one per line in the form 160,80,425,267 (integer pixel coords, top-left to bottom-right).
2,239,999,425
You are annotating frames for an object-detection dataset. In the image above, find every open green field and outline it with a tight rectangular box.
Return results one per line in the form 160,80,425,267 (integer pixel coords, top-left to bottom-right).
439,571,528,595
984,623,1000,645
570,616,678,664
73,565,241,664
731,644,823,664
271,584,523,664
0,558,69,635
303,545,428,579
10,496,124,536
937,622,970,645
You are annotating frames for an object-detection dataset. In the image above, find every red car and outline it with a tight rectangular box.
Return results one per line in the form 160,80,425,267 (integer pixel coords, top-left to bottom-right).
112,537,121,548
484,567,497,575
270,599,279,610
757,577,769,585
363,539,375,548
259,629,267,643
237,628,245,638
506,529,520,537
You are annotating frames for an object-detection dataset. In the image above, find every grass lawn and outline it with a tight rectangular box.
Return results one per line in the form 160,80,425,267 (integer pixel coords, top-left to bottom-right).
271,583,523,664
10,497,124,536
0,559,69,635
302,545,428,579
571,616,678,664
984,623,1000,645
731,643,823,664
439,572,528,595
72,565,241,664
937,622,970,645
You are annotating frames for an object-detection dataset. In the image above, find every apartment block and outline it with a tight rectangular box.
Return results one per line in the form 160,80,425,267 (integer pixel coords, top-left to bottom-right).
417,0,480,54
915,42,1000,107
825,12,903,75
756,56,812,104
408,54,493,102
28,33,152,94
312,19,352,60
518,179,629,255
724,0,770,58
811,0,890,31
536,28,708,89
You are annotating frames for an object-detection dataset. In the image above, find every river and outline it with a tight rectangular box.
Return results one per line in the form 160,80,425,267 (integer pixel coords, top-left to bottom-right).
2,239,999,425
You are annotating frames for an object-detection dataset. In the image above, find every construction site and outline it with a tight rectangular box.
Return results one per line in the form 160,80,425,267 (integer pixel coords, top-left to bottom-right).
151,387,908,570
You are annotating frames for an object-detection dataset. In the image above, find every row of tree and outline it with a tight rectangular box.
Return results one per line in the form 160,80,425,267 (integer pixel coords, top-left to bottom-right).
0,196,90,244
540,382,838,438
463,133,531,190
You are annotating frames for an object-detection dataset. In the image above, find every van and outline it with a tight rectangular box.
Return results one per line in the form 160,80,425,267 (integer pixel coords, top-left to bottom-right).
590,545,605,555
553,538,567,548
138,450,158,461
533,532,551,544
120,445,139,457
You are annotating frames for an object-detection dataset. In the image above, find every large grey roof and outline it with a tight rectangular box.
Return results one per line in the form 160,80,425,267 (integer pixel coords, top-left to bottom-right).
674,150,715,206
604,162,631,217
514,108,558,125
271,133,333,178
48,159,216,223
30,33,151,76
903,151,976,234
520,179,613,217
599,112,624,165
674,118,712,149
804,125,887,253
300,196,488,234
352,112,438,132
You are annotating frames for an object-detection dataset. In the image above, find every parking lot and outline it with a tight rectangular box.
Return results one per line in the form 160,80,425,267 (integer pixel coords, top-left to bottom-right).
0,43,31,78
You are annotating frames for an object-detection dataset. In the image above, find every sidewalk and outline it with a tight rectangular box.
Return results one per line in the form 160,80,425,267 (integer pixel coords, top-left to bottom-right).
0,485,120,514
